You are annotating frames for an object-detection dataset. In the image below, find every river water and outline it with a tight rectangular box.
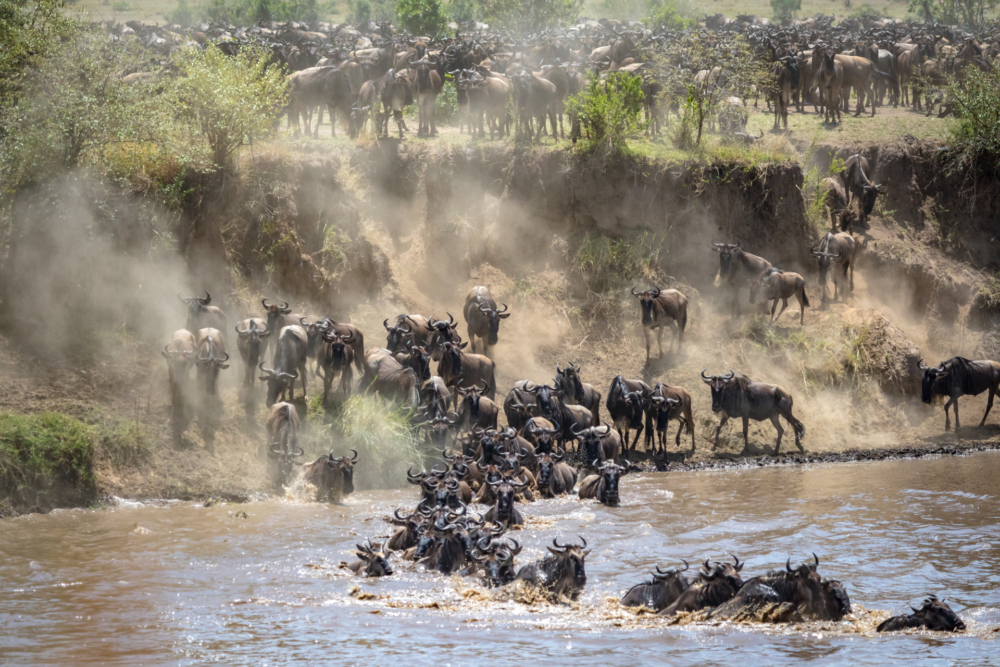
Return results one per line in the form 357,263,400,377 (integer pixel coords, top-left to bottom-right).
2,452,999,665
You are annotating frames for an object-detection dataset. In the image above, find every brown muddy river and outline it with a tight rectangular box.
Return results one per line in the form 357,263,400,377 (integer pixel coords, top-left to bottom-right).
3,452,999,665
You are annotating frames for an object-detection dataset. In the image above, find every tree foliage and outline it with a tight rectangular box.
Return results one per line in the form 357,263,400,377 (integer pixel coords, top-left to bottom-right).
479,0,581,29
566,71,646,157
199,0,331,24
645,0,694,28
948,65,1000,156
395,0,449,35
769,0,801,19
171,41,287,168
907,0,998,30
0,0,80,111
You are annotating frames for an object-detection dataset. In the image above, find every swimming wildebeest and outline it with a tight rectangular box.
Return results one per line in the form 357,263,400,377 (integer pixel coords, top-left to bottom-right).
708,554,851,623
265,401,303,487
701,370,804,453
469,537,521,588
657,557,745,617
757,268,809,325
620,560,691,611
302,449,357,503
515,536,590,602
578,459,627,506
348,538,394,577
919,356,1000,431
877,595,966,633
630,286,688,363
533,447,577,498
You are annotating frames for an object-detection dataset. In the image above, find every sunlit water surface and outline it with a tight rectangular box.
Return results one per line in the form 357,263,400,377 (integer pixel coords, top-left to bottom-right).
2,452,999,665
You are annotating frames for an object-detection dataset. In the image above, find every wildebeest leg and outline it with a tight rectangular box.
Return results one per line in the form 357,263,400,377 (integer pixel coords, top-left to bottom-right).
943,396,956,431
713,414,729,448
630,423,643,454
770,299,778,322
848,260,854,292
656,327,664,359
770,414,784,454
341,367,353,397
642,327,652,364
775,298,789,322
327,103,337,137
980,387,996,427
742,417,750,453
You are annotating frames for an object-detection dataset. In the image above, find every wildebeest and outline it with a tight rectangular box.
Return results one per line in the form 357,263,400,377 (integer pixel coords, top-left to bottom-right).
813,45,844,124
483,474,528,526
420,375,451,419
554,362,601,425
515,536,590,602
841,154,885,227
194,328,230,397
701,370,804,453
772,55,800,130
407,54,442,137
388,507,426,551
534,448,577,498
527,382,591,449
630,286,688,363
463,286,510,357
757,268,809,325
504,380,539,432
437,341,497,402
393,342,432,384
384,314,432,352
456,381,499,431
620,560,691,611
469,537,521,588
303,449,357,503
318,330,355,405
235,318,270,387
265,401,303,487
348,538,394,577
877,595,966,633
180,290,226,335
648,382,696,452
812,232,856,303
360,349,420,409
708,555,851,623
261,299,303,342
658,557,745,617
572,423,621,466
919,356,1000,431
819,177,850,232
259,325,309,407
711,239,772,316
426,313,462,361
607,375,652,454
314,317,366,374
286,66,357,137
163,329,196,438
377,68,414,138
578,459,626,506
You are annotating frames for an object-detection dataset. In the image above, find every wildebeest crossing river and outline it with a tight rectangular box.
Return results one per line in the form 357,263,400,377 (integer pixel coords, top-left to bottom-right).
2,453,999,665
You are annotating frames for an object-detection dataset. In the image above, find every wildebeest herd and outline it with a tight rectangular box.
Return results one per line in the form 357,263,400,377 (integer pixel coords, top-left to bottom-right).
111,10,998,147
163,278,985,633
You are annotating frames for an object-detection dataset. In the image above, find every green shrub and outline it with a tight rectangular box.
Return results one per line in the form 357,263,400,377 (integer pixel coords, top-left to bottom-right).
331,395,425,490
448,0,479,21
573,232,660,294
0,412,97,511
645,0,693,28
479,0,581,29
112,0,130,10
948,65,1000,156
435,80,459,123
171,41,287,168
396,0,449,35
566,71,646,157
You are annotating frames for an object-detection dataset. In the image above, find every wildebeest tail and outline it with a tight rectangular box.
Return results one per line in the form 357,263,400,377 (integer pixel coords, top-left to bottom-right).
802,288,810,307
875,68,897,82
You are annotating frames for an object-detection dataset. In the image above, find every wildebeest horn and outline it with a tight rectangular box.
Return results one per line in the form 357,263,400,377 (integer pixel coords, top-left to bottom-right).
813,553,819,568
383,318,392,331
201,289,211,304
701,369,713,383
349,449,358,462
786,557,793,572
918,358,929,370
498,303,508,313
711,237,726,249
724,369,735,380
630,286,641,296
597,424,610,435
577,535,587,549
651,286,661,297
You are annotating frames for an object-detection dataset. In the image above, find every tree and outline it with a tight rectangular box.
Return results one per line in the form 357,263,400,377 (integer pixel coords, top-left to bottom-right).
653,34,772,147
479,0,581,29
171,41,287,168
0,0,79,111
906,0,998,31
395,0,449,35
948,65,1000,157
769,0,801,19
566,71,646,157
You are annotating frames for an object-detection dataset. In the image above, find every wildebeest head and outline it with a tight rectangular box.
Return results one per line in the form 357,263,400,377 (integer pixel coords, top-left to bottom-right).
424,413,458,448
477,302,510,345
574,424,612,464
489,474,527,523
621,560,691,610
324,331,355,369
711,238,741,277
474,427,503,464
383,315,411,352
194,336,229,395
554,362,585,401
616,376,646,426
701,369,736,412
547,536,590,590
918,358,950,404
428,314,460,358
531,384,564,421
595,459,626,506
631,286,662,326
650,390,680,427
259,362,297,408
811,240,841,285
324,449,357,495
878,595,966,633
782,54,801,88
526,418,561,454
267,439,304,487
261,298,292,333
403,343,431,381
703,555,745,591
534,447,566,490
179,289,212,318
355,538,393,577
458,381,489,416
235,319,270,359
471,536,520,587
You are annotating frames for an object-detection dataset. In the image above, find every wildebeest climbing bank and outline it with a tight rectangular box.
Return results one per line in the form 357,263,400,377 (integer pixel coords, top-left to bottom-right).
2,1,1000,663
